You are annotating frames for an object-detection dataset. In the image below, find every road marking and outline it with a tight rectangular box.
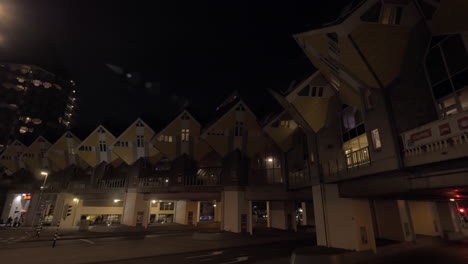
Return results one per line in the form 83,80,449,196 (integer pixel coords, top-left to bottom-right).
80,239,95,244
199,259,212,262
220,256,249,264
185,251,223,259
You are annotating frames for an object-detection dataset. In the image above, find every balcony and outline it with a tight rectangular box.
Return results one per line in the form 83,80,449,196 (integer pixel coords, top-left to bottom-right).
402,111,468,167
321,147,371,181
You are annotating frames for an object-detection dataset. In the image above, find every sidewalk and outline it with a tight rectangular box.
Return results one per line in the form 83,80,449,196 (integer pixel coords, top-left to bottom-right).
0,223,218,244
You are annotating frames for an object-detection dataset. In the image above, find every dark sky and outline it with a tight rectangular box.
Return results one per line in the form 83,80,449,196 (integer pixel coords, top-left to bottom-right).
1,0,352,137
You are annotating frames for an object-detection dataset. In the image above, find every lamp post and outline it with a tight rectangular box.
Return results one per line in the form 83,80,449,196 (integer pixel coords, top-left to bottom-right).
31,171,48,237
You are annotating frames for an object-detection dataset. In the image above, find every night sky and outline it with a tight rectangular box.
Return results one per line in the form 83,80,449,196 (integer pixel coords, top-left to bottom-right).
1,0,352,137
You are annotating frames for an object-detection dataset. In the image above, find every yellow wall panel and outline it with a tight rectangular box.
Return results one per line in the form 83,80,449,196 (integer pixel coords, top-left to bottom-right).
351,23,410,87
292,97,330,132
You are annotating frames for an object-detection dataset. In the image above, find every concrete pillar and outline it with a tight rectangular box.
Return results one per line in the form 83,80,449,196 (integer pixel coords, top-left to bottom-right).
312,184,376,252
222,188,248,233
301,201,314,226
266,201,271,228
397,200,416,242
269,201,290,230
248,200,253,235
408,201,442,237
122,189,146,226
186,201,198,226
1,193,14,221
214,201,222,222
175,200,187,225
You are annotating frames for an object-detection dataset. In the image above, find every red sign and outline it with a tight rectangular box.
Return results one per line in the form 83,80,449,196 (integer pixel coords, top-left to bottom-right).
23,195,31,200
410,129,432,142
439,123,451,136
458,116,468,130
20,210,27,212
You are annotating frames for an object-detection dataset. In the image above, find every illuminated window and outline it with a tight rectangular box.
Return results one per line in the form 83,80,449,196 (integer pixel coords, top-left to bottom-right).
181,129,190,142
380,5,403,25
279,120,290,128
163,136,173,143
160,202,174,211
371,129,382,150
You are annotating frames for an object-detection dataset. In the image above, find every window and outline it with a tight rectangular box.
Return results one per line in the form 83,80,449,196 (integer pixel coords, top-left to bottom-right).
371,129,382,150
235,122,243,137
79,146,92,151
181,113,190,120
136,135,144,147
135,121,144,127
235,104,246,111
460,90,468,111
380,5,403,25
160,202,174,211
39,149,46,158
298,86,309,96
311,86,317,97
181,129,190,142
99,141,107,152
157,135,173,142
318,87,324,97
279,120,290,128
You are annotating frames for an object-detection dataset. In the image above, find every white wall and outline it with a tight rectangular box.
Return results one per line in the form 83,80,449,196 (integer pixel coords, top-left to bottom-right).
175,200,187,224
409,201,441,237
222,190,248,233
312,184,376,251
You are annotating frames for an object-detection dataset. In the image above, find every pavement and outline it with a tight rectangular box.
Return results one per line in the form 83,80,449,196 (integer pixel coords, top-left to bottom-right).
0,228,315,264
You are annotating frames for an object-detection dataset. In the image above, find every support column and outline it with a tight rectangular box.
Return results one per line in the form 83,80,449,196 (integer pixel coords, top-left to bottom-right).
312,184,376,252
248,200,253,235
301,202,314,226
121,189,146,226
175,200,187,225
222,187,248,233
266,201,271,228
269,201,296,230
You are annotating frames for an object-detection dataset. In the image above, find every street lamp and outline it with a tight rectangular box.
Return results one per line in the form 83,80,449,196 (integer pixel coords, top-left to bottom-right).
32,171,49,236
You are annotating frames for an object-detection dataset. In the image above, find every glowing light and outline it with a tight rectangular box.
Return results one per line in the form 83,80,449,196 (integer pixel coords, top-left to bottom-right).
73,198,79,202
450,198,455,202
459,208,465,213
165,179,169,183
152,200,156,204
213,204,217,207
40,171,48,176
114,199,121,203
267,158,273,162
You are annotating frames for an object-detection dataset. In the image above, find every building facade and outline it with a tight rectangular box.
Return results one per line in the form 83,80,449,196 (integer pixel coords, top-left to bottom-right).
1,0,468,254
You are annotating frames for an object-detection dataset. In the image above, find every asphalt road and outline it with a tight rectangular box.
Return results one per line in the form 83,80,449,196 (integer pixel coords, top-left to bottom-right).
90,238,312,264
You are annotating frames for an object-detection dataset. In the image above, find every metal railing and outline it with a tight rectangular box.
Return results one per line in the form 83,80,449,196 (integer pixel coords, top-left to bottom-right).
138,177,168,187
186,167,222,186
322,146,371,177
97,179,126,189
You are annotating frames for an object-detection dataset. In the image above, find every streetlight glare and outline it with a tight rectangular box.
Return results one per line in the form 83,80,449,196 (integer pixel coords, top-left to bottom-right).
40,171,48,176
